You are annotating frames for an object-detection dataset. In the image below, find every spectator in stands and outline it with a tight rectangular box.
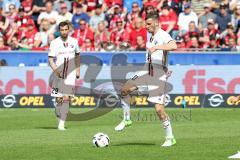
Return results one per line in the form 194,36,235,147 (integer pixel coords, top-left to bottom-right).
184,21,199,44
94,21,110,51
216,3,231,33
106,3,127,31
2,0,20,13
8,34,19,50
175,35,185,49
178,2,198,36
125,2,141,29
231,4,240,33
72,0,87,14
185,36,199,49
37,1,58,32
14,6,32,32
229,0,239,10
135,35,146,51
56,2,73,25
34,19,53,50
31,0,46,20
21,19,37,49
221,23,237,47
17,36,32,50
54,0,71,13
21,0,33,16
71,3,90,29
110,18,129,48
81,38,95,51
227,37,237,51
89,4,105,30
198,3,217,29
199,19,219,49
208,35,220,49
0,15,10,38
0,36,10,50
104,0,123,9
129,17,147,48
211,0,231,15
5,4,18,24
159,4,178,39
124,0,142,14
141,4,155,20
0,59,8,66
143,0,160,10
73,19,94,46
85,0,99,15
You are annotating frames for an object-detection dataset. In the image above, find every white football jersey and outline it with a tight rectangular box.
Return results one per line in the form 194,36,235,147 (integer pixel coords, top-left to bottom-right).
49,36,80,67
49,36,80,90
146,29,173,65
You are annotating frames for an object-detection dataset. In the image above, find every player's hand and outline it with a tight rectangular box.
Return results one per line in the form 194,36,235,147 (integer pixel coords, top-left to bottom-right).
54,70,62,79
148,46,157,54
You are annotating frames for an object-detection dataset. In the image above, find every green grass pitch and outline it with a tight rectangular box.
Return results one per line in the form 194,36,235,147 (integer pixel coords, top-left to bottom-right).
0,108,240,160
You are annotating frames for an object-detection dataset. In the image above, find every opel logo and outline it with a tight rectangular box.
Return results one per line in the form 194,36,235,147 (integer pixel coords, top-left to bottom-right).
208,94,224,107
1,95,16,108
104,94,120,107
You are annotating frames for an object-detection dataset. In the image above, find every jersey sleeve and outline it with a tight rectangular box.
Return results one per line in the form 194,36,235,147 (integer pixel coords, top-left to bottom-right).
75,39,81,54
162,31,174,44
48,41,56,57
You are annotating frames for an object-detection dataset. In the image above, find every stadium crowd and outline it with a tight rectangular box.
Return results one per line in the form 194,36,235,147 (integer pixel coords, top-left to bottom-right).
0,0,239,51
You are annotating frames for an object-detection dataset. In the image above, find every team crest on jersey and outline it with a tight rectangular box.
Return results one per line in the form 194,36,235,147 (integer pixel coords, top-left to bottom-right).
70,44,74,48
154,41,157,45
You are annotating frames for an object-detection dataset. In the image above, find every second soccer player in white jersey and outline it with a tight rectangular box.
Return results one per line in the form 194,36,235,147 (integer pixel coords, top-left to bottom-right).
48,21,80,131
115,11,178,147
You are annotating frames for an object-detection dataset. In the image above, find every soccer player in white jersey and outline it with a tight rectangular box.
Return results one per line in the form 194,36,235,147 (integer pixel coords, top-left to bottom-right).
115,11,177,147
48,21,80,131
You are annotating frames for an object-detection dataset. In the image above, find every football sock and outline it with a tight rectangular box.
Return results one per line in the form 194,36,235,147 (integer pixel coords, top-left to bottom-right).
60,101,69,121
121,95,131,121
55,103,61,120
162,117,174,138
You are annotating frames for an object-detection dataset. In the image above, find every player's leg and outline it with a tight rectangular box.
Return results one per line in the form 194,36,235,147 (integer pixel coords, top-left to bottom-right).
155,102,176,147
56,95,71,130
115,82,137,131
148,64,175,146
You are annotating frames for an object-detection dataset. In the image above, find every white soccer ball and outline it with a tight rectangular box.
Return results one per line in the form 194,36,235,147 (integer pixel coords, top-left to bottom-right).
92,132,110,147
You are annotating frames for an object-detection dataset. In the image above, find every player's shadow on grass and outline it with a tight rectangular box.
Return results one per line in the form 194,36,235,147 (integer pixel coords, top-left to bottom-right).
112,142,156,146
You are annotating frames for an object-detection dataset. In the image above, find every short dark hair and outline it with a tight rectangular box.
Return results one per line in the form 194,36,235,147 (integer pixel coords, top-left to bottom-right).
145,11,159,21
58,21,69,30
45,0,53,5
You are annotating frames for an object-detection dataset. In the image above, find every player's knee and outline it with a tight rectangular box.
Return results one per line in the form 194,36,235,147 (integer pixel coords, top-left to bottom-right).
63,96,71,103
155,105,165,115
120,88,129,97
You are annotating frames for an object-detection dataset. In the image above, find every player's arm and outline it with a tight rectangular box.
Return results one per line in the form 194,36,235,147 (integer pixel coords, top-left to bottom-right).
48,56,62,78
48,41,62,78
75,41,81,79
75,53,80,79
149,40,177,54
